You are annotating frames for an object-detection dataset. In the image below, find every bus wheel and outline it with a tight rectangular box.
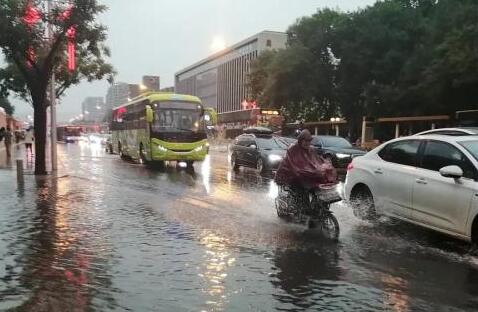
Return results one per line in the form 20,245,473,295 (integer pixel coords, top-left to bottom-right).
139,144,148,165
186,161,194,168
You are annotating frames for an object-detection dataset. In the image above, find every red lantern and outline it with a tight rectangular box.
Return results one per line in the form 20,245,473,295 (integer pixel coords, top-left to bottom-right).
23,2,41,68
60,6,76,71
23,3,41,28
66,26,76,71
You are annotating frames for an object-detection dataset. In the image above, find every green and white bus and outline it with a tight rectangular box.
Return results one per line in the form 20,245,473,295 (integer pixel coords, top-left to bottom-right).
111,92,214,167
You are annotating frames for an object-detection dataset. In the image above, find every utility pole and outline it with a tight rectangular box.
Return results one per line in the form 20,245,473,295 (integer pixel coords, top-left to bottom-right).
47,0,57,171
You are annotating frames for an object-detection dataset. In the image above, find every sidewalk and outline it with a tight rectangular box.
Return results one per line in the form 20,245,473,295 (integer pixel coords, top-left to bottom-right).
0,143,35,173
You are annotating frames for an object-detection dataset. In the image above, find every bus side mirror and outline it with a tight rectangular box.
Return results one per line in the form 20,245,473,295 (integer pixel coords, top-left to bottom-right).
204,108,217,125
146,105,154,123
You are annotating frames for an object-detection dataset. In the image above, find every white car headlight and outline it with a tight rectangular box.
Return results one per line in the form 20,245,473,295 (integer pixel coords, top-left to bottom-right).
336,153,350,158
268,154,282,162
156,145,168,152
193,145,204,152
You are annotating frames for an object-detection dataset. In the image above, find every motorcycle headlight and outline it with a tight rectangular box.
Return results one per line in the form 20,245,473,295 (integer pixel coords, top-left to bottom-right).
336,153,350,159
268,154,282,162
193,145,204,152
156,145,168,152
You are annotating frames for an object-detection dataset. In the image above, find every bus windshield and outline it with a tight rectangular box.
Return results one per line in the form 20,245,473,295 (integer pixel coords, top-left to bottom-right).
64,127,82,137
151,101,203,133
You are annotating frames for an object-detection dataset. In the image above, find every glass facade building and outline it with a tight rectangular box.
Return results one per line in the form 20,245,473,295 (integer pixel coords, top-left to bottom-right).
175,31,286,113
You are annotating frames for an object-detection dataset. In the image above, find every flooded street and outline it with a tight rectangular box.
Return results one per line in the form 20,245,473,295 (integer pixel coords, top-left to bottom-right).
1,142,478,311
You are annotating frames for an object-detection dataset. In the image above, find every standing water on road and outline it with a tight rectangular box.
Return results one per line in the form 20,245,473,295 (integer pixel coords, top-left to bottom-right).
1,143,477,311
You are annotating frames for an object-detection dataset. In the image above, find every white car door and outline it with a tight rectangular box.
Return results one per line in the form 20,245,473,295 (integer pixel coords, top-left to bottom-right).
375,140,422,219
412,141,478,235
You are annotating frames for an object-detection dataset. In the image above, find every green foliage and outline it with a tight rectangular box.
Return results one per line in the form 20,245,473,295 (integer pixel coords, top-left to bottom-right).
0,0,114,174
0,0,114,104
248,0,478,128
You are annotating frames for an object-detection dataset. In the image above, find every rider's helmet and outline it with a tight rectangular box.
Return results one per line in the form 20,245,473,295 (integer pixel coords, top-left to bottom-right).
297,129,312,142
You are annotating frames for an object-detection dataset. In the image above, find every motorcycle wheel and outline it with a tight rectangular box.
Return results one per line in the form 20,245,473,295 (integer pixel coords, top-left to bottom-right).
318,212,340,241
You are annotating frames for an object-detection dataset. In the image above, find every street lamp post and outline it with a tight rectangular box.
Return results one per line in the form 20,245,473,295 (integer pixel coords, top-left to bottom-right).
48,0,57,171
50,73,57,171
330,117,341,136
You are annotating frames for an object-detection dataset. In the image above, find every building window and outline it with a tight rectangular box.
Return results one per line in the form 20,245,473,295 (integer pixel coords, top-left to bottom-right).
266,39,272,47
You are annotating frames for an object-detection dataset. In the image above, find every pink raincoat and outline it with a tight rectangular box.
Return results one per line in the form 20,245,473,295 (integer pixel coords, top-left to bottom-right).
275,143,337,187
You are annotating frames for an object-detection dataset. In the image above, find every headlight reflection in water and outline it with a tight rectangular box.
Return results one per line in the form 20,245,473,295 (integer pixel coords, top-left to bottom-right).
198,231,236,311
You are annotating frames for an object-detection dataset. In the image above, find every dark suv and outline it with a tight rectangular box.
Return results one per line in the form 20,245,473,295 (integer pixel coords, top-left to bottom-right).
310,135,366,173
230,130,288,174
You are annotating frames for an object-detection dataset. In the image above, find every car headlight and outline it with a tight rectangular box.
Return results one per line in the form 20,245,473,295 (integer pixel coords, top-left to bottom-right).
193,145,204,152
156,145,168,152
336,153,350,159
268,154,282,162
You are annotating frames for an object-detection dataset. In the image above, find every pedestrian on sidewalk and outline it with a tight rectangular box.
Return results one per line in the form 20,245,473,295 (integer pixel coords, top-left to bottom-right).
24,127,34,156
0,127,5,142
4,127,13,158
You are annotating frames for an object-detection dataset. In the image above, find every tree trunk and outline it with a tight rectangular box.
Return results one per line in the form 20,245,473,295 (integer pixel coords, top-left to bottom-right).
32,95,47,175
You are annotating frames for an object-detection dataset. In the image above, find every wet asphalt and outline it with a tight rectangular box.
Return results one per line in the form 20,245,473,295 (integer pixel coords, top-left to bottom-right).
0,142,477,311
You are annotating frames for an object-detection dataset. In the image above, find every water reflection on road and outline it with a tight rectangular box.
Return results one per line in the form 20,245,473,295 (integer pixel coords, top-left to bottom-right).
0,142,477,311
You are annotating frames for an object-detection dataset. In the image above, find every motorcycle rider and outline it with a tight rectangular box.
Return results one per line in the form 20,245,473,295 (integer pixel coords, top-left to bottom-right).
275,129,337,211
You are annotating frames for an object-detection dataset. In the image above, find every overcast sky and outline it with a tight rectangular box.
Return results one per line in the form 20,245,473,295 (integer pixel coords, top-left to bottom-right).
11,0,376,122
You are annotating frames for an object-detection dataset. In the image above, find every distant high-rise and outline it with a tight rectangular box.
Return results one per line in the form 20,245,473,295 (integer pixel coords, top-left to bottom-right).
142,75,160,91
105,82,129,111
105,82,142,111
82,97,105,122
128,84,140,99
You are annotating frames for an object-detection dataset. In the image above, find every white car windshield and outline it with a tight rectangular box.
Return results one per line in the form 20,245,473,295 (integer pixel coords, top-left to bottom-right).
460,140,478,162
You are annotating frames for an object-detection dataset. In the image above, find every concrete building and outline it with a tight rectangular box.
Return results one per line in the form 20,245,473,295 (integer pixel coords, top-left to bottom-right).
82,97,105,122
160,86,175,93
175,31,287,113
128,84,140,99
105,82,141,111
142,75,160,91
105,82,129,111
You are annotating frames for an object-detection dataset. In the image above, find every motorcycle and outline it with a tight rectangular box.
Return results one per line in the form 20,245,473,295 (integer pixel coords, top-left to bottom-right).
275,183,342,240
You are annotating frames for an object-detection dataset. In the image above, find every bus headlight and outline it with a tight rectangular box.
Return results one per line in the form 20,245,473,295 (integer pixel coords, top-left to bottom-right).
156,145,168,152
193,145,204,152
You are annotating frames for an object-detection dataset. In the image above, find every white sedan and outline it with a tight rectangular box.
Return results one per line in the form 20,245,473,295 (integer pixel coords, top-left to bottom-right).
344,135,478,244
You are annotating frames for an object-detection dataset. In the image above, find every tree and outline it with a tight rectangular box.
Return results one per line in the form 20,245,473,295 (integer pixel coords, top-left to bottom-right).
0,96,15,115
0,0,114,174
248,9,345,122
249,0,478,139
248,50,276,106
